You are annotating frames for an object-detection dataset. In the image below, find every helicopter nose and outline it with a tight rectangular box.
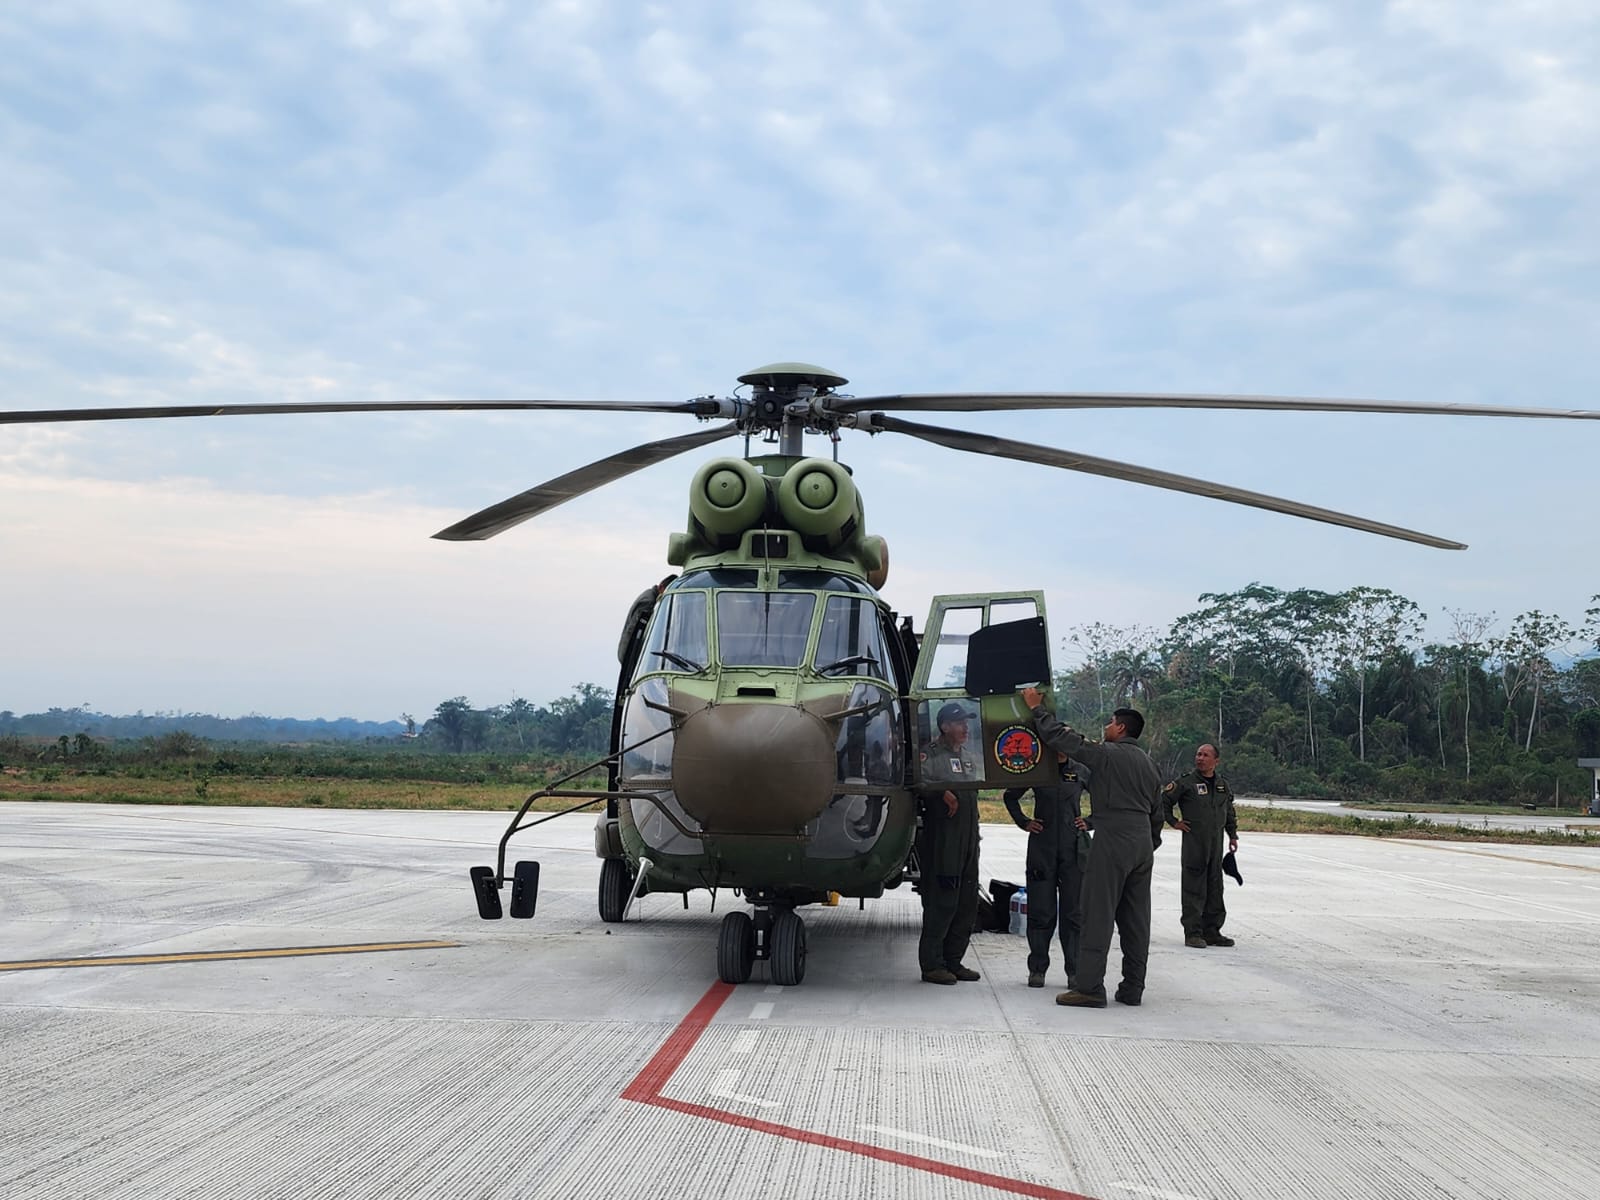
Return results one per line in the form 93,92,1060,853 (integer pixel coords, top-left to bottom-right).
672,703,835,834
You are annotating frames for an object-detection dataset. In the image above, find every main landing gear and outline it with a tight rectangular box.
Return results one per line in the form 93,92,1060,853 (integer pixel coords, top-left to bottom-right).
716,902,806,986
598,857,633,923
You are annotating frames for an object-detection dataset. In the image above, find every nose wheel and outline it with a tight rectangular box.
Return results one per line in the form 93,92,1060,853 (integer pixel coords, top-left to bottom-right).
770,909,807,986
716,903,806,986
717,911,755,983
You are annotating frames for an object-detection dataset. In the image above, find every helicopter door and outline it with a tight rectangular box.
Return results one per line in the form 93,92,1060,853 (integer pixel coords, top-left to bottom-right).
910,592,1058,789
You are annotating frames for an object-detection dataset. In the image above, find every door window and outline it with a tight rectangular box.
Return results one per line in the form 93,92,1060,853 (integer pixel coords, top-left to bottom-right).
925,605,982,689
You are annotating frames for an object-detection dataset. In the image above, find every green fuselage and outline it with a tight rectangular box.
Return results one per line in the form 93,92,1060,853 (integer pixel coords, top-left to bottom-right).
614,457,916,900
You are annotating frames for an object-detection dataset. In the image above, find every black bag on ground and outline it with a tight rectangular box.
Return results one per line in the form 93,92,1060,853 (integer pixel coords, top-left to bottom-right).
988,879,1021,932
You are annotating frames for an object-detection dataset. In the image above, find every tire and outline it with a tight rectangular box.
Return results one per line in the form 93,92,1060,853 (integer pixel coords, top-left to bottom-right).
770,909,807,986
716,911,756,984
598,857,632,923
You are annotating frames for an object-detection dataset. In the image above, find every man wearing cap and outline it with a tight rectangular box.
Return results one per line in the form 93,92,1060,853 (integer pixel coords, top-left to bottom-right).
1163,743,1239,948
1002,754,1092,988
1020,688,1164,1008
915,702,983,985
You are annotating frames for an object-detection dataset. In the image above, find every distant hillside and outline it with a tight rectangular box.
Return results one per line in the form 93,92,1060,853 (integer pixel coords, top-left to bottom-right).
0,707,404,743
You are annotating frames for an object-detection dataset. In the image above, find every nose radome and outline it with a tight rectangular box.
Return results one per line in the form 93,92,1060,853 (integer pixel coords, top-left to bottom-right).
671,703,835,834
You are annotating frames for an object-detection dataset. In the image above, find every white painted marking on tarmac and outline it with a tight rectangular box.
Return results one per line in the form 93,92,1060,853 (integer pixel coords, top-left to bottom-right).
709,1071,781,1109
860,1125,1002,1160
764,984,782,994
711,1091,782,1108
749,1001,775,1019
730,1029,760,1054
1112,1182,1208,1200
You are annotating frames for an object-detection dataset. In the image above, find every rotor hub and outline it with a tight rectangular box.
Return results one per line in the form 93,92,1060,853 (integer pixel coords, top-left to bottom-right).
736,362,848,391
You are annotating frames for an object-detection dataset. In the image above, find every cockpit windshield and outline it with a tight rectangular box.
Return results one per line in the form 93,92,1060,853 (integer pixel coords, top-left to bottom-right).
813,595,892,680
715,591,816,667
635,591,708,678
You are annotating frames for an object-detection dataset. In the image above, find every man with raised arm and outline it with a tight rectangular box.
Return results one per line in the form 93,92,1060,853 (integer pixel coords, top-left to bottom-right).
1020,687,1164,1008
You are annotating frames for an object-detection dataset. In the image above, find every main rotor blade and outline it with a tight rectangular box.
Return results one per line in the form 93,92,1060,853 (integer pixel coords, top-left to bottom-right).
433,421,740,541
873,415,1466,550
833,391,1600,421
0,398,719,425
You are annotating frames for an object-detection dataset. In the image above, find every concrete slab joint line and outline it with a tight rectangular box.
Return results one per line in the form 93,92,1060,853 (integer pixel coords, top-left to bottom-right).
0,940,460,973
620,980,1101,1200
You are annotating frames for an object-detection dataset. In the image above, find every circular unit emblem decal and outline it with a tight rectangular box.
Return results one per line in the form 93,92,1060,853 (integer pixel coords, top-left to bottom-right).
993,725,1042,775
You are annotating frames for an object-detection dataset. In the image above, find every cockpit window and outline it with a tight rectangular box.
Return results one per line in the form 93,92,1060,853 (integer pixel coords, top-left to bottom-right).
635,591,708,678
814,596,892,680
674,568,758,590
778,570,872,594
716,592,816,667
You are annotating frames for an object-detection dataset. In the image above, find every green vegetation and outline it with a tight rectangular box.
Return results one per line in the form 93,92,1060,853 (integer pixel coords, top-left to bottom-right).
1056,585,1600,810
0,684,613,814
1229,805,1598,845
0,684,615,756
5,587,1600,832
0,728,609,812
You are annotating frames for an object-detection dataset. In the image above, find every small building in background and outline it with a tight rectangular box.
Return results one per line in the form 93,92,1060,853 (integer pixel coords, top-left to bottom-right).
1581,759,1600,816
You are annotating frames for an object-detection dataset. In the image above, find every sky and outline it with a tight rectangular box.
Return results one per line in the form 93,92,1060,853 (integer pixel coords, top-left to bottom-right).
2,1,1597,722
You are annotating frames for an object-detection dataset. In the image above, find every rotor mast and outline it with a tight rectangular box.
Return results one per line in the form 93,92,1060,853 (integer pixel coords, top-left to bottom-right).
736,362,849,455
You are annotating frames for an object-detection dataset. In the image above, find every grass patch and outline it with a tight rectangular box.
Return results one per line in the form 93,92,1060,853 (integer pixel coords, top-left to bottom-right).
9,767,1595,848
975,796,1599,847
0,769,607,813
1235,805,1599,845
1338,800,1592,816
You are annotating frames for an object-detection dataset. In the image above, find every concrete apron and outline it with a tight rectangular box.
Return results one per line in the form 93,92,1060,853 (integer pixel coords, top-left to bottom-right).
2,802,1597,1200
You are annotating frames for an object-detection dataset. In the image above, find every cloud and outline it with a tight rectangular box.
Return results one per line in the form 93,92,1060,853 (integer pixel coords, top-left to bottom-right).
2,2,1597,716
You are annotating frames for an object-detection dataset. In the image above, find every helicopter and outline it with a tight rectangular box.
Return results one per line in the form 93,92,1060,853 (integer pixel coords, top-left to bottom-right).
7,362,1600,986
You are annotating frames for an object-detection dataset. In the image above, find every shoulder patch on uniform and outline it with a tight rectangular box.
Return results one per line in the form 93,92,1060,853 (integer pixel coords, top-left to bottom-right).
1162,781,1176,793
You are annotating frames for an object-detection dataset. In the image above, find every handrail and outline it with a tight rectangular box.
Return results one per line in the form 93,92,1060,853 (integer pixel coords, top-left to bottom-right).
493,726,675,880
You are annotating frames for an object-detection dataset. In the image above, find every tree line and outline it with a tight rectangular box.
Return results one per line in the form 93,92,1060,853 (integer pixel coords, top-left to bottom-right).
8,585,1598,807
420,685,613,756
0,707,403,743
0,688,615,759
1056,585,1600,805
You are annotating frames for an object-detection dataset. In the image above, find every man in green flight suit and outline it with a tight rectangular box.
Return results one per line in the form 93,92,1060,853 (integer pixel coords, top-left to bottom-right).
1163,743,1239,948
916,701,983,985
1002,754,1092,989
1020,688,1164,1008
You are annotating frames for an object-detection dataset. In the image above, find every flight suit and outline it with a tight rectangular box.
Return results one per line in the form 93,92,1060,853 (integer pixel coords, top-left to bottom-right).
916,733,982,975
1029,706,1163,1001
1002,763,1091,979
1163,769,1238,940
617,583,660,664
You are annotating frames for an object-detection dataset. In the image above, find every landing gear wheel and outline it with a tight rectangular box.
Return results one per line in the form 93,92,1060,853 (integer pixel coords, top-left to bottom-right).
770,909,807,986
598,857,632,923
717,911,756,984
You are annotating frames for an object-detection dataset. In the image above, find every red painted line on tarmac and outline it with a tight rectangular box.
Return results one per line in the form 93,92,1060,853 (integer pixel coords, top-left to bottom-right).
619,979,736,1102
622,980,1098,1200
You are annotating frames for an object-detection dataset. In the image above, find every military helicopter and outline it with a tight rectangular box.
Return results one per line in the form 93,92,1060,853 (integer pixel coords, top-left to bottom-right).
8,363,1599,986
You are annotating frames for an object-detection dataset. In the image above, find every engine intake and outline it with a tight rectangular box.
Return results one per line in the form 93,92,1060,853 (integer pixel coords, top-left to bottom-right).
777,460,858,546
689,457,768,536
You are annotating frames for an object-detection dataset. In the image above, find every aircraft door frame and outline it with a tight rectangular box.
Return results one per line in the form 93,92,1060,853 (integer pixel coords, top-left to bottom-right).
910,592,1057,790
